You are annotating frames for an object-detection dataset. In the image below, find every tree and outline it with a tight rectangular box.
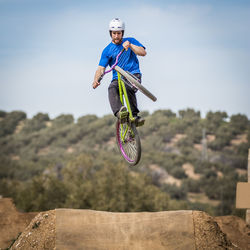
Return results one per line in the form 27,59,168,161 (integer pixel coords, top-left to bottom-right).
0,110,7,118
22,112,50,133
53,114,74,126
209,123,234,150
230,114,249,134
205,111,228,133
178,108,200,120
153,109,176,118
0,111,26,137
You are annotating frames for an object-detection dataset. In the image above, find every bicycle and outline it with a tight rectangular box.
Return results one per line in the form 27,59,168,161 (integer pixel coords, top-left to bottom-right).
97,48,157,166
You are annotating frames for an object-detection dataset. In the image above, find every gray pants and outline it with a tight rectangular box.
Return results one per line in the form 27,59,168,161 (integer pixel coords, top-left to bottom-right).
108,73,141,117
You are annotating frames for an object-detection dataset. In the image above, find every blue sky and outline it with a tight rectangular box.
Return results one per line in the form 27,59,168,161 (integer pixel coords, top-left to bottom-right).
0,0,249,119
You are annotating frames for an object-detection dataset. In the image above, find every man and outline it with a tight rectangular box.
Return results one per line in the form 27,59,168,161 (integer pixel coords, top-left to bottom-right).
92,18,146,124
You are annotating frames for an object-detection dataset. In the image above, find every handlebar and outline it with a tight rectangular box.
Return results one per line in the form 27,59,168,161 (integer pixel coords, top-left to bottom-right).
98,48,125,83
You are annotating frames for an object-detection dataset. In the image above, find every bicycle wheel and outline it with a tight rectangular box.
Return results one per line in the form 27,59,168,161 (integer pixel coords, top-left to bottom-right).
115,66,157,102
116,120,141,166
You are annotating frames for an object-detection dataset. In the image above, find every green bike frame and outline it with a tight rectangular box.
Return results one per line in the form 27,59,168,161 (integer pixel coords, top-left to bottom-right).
117,72,136,142
117,71,136,122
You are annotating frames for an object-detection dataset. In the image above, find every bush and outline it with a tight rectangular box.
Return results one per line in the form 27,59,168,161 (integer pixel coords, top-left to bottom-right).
22,112,50,133
230,114,249,134
53,114,74,127
77,114,98,125
162,183,187,200
181,179,201,193
205,111,228,134
0,111,26,137
179,108,200,120
170,167,187,179
208,124,234,150
0,110,7,118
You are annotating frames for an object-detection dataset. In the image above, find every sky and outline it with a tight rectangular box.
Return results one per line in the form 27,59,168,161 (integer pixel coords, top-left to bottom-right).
0,0,249,119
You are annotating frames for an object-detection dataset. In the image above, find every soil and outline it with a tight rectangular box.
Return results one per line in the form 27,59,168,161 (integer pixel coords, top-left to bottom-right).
215,215,250,249
11,211,55,250
0,198,37,249
193,211,238,249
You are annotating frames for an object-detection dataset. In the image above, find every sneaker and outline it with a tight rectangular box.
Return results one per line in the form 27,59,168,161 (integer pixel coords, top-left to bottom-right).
135,116,145,127
117,106,128,124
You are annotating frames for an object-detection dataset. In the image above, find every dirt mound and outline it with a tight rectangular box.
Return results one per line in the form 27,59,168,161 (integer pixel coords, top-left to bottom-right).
193,211,237,249
11,210,55,250
215,215,250,249
0,198,37,249
10,209,242,250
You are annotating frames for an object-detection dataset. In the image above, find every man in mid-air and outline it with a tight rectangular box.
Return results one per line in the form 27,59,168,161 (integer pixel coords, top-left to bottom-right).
92,18,146,124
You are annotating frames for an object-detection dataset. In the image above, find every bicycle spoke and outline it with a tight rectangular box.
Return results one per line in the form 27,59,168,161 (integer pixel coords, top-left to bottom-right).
127,140,137,160
128,147,136,159
127,143,135,156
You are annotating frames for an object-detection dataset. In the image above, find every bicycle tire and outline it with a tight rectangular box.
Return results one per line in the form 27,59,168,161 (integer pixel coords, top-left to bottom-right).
116,120,141,166
115,66,157,102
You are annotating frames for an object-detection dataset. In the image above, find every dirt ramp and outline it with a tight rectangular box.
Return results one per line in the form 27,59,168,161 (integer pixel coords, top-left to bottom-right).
56,209,195,250
10,209,239,250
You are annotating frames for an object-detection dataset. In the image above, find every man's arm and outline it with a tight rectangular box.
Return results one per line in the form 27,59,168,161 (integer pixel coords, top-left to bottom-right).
92,65,105,89
123,41,146,56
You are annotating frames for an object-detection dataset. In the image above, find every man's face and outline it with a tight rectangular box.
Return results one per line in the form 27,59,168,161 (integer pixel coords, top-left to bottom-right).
111,31,123,44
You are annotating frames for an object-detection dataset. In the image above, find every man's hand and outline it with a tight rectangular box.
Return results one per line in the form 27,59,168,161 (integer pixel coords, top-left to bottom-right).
122,41,146,56
92,80,100,89
123,40,130,50
92,66,105,89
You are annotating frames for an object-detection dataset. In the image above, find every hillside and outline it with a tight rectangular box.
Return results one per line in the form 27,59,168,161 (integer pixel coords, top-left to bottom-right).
0,109,249,217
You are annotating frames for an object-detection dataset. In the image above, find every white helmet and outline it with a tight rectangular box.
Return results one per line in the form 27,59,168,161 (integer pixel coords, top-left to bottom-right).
109,18,125,31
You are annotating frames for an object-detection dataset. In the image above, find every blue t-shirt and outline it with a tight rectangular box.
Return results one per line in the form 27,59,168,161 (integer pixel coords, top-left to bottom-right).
99,37,145,80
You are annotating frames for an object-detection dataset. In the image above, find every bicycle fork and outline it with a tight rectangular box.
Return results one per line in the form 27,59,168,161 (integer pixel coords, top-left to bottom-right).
117,72,135,142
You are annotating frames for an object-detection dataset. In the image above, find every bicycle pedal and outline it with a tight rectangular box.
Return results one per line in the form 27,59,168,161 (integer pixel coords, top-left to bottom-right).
120,111,128,118
120,111,128,123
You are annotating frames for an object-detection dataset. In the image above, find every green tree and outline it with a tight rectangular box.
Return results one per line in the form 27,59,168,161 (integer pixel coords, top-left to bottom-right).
22,112,50,133
230,114,249,134
209,123,234,150
205,111,228,134
16,175,68,211
179,108,200,120
0,110,7,118
0,111,26,137
53,114,74,127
